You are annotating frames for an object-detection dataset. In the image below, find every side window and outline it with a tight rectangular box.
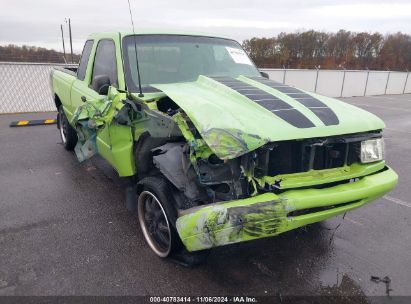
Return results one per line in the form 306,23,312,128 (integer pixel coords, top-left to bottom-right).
77,40,93,81
91,39,118,89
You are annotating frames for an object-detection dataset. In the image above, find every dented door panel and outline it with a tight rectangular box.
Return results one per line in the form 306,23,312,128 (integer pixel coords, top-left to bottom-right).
70,87,136,176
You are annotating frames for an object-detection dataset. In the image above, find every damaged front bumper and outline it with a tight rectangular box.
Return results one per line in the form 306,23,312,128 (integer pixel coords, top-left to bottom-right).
176,166,398,252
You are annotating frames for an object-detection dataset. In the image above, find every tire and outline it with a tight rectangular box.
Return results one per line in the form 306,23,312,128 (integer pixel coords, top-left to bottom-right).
58,106,78,150
137,176,182,258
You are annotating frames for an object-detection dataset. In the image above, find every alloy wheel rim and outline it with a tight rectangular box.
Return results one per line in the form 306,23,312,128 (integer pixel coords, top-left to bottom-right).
138,191,172,257
59,110,67,144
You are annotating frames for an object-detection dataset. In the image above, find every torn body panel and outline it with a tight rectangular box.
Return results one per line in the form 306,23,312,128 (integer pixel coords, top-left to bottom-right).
70,87,136,176
176,167,398,251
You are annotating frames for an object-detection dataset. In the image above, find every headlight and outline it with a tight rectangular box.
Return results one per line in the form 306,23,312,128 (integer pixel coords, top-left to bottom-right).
360,138,385,163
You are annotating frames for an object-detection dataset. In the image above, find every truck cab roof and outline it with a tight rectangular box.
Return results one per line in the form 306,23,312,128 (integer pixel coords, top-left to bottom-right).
86,31,234,42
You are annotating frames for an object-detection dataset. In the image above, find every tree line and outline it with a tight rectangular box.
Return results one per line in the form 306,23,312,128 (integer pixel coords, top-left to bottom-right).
1,31,410,70
242,30,411,71
0,44,79,63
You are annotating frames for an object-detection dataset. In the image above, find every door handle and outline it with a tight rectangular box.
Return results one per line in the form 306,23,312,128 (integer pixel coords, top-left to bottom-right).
81,96,87,102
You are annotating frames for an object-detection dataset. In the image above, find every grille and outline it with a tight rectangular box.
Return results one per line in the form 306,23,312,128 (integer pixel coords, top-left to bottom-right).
254,133,380,178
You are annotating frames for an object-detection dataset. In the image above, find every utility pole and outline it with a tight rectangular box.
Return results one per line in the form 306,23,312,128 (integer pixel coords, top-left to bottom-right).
60,24,66,63
68,18,74,63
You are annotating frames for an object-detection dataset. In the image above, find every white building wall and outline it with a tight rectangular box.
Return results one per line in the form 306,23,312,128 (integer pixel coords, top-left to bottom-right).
261,68,411,98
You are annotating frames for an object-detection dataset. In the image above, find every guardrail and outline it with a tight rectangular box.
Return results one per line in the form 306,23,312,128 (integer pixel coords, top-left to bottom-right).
0,63,410,114
260,68,411,97
0,62,77,114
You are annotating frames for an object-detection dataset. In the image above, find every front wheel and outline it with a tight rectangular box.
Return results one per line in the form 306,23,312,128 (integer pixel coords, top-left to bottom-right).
137,177,181,258
58,106,77,150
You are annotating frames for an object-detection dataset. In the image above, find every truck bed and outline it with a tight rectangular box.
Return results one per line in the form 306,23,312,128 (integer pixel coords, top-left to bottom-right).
51,68,77,110
53,66,77,77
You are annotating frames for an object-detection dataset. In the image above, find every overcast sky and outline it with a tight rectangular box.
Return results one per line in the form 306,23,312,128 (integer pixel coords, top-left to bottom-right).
1,0,411,53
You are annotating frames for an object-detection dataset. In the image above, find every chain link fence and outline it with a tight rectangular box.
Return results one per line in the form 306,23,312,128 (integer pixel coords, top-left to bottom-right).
1,63,410,114
0,62,77,113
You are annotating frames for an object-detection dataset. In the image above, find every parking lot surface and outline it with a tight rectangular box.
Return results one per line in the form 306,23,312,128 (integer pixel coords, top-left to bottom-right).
0,94,410,299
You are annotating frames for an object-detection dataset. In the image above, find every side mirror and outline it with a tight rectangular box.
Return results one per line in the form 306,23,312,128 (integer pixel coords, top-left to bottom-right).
92,75,111,95
260,71,269,79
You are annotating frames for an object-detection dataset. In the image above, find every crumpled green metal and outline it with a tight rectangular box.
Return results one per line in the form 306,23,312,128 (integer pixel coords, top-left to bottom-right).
70,87,126,128
153,75,385,160
70,87,127,162
176,167,398,251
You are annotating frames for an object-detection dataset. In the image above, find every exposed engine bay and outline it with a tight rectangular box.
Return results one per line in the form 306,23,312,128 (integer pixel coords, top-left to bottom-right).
144,95,383,211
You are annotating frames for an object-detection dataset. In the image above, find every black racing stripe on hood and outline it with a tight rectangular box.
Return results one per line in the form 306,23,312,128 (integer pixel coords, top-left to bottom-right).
271,86,301,94
248,77,339,126
293,97,325,108
274,109,318,129
210,76,315,128
310,107,340,126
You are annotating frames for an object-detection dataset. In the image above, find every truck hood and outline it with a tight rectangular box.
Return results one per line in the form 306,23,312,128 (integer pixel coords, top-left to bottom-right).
152,75,385,159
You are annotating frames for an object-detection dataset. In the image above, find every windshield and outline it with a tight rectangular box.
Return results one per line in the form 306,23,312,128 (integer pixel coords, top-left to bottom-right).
122,35,260,93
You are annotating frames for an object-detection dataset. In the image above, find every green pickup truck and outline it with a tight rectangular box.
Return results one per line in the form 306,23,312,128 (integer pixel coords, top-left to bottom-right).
51,31,398,261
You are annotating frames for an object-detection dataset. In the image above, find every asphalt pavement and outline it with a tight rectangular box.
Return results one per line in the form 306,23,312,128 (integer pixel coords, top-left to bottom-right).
0,94,410,300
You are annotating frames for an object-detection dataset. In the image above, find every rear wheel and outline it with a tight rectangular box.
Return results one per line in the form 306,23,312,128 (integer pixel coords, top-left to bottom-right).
58,106,77,150
137,177,181,258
